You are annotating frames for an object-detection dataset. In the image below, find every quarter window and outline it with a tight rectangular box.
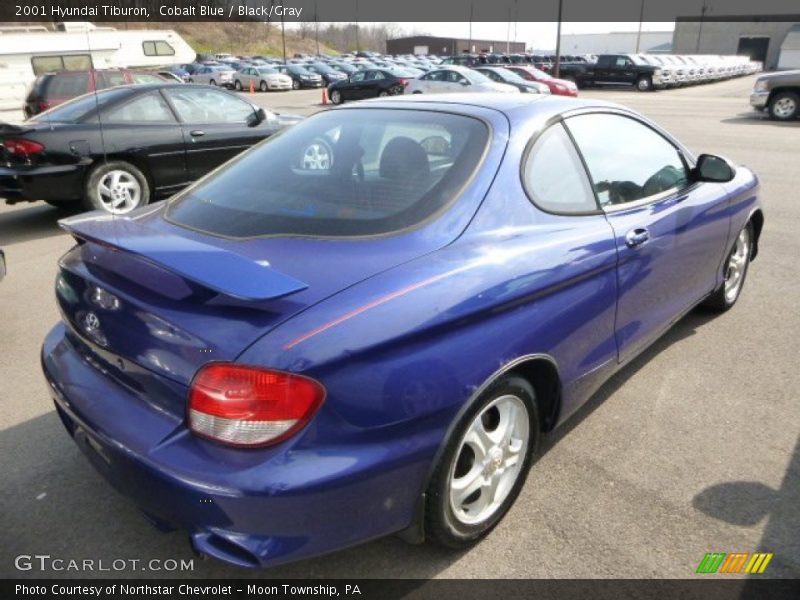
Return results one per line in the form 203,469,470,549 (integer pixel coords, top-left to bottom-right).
522,123,597,214
565,113,689,207
105,93,175,123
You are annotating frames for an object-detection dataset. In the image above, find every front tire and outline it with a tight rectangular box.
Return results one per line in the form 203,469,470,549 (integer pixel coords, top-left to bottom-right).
768,91,799,121
425,376,540,548
260,80,268,92
329,89,343,104
292,79,300,90
703,222,753,311
209,79,217,86
234,80,243,91
83,160,150,215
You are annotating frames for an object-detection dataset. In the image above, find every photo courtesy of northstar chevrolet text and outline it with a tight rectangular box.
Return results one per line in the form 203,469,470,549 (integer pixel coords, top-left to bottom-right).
0,0,797,596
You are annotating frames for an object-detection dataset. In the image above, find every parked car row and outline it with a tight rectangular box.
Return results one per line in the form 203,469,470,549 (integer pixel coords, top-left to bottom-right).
552,53,762,92
2,83,301,214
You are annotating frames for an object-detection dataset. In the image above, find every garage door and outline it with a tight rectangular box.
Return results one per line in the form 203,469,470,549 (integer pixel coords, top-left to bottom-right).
778,25,800,70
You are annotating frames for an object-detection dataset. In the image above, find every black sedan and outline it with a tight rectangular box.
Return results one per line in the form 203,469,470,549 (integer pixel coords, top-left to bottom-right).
276,65,324,89
327,69,415,104
474,66,551,95
0,84,300,214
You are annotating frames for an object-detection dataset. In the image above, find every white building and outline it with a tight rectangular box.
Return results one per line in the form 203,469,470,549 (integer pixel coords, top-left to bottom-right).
560,31,673,55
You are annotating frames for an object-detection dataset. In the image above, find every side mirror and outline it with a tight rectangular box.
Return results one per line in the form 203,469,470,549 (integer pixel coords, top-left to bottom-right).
248,107,268,126
693,154,735,183
460,80,470,86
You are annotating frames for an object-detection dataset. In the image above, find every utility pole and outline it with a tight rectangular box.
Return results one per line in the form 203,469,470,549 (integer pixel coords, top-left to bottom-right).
355,0,360,51
315,1,320,56
696,1,708,53
635,0,645,53
554,0,563,78
468,3,473,54
281,14,287,63
506,9,511,54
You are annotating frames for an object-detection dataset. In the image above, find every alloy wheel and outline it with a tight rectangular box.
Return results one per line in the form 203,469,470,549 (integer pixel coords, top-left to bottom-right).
301,140,332,170
724,227,750,303
96,170,142,215
773,97,797,119
448,394,530,526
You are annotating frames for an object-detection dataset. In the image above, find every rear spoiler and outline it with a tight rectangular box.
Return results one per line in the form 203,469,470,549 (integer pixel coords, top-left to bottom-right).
59,212,308,302
0,122,31,136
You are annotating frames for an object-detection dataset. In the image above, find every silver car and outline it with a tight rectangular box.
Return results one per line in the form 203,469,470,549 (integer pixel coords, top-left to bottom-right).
234,66,293,92
189,65,236,89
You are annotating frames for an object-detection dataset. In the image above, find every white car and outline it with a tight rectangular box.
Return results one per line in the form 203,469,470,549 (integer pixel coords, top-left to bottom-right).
405,66,519,95
233,66,293,92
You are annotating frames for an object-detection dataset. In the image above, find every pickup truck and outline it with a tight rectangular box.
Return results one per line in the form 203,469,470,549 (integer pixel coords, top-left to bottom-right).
558,54,666,91
750,69,800,121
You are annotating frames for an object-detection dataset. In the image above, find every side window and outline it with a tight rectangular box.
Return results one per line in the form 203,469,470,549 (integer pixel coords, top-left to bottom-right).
105,93,175,123
143,41,175,57
367,71,385,81
131,73,165,84
350,72,366,82
47,73,90,98
615,57,627,68
96,71,127,89
165,88,255,123
565,113,689,207
522,123,597,214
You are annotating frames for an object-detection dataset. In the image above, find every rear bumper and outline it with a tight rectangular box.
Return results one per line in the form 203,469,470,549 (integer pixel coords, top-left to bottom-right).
0,163,84,203
41,323,430,568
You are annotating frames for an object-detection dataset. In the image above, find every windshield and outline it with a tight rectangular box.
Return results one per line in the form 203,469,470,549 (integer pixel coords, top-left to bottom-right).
257,67,279,75
166,109,489,238
463,70,491,83
31,87,131,123
289,66,314,75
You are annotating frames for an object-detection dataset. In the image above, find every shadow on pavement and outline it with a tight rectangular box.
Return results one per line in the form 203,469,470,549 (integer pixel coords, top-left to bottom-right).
720,113,800,127
693,436,800,579
0,203,74,246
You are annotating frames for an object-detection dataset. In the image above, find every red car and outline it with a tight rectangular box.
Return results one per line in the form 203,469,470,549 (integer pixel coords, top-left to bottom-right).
23,69,167,118
506,65,578,97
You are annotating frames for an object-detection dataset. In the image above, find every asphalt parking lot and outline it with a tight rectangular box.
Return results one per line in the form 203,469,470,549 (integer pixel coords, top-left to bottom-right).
0,75,798,579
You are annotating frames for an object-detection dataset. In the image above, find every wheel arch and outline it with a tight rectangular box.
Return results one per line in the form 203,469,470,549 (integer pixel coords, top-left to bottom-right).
749,208,764,260
398,353,561,544
83,154,155,198
767,86,800,105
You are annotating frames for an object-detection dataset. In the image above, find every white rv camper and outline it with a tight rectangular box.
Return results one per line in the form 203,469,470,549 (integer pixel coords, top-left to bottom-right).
0,22,195,115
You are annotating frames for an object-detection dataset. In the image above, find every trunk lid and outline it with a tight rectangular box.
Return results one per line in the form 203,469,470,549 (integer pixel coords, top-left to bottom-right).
55,205,442,410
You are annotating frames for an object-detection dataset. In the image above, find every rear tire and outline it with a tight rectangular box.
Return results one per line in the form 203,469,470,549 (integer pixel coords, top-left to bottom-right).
636,75,653,92
702,222,753,312
292,79,300,90
209,79,217,86
260,80,268,92
234,80,242,91
768,91,799,121
378,90,390,97
83,160,150,215
425,376,540,549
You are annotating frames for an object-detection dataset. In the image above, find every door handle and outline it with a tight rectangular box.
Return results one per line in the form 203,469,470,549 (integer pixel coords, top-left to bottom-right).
189,130,205,137
625,227,650,248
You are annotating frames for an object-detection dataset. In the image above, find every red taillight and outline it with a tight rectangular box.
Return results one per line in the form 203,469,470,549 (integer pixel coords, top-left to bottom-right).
3,138,44,155
188,363,326,448
38,100,51,112
399,78,409,86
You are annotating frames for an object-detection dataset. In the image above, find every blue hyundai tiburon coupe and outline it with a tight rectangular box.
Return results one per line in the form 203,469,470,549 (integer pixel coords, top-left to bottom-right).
42,94,763,567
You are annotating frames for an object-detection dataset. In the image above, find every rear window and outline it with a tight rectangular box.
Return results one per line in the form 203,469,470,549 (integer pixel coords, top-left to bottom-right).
166,109,489,238
32,88,132,123
46,73,90,98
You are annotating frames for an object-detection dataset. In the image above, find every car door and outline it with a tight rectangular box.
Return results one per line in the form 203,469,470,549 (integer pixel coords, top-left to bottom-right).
162,86,277,180
565,111,732,363
364,70,386,97
345,71,368,99
101,90,188,192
